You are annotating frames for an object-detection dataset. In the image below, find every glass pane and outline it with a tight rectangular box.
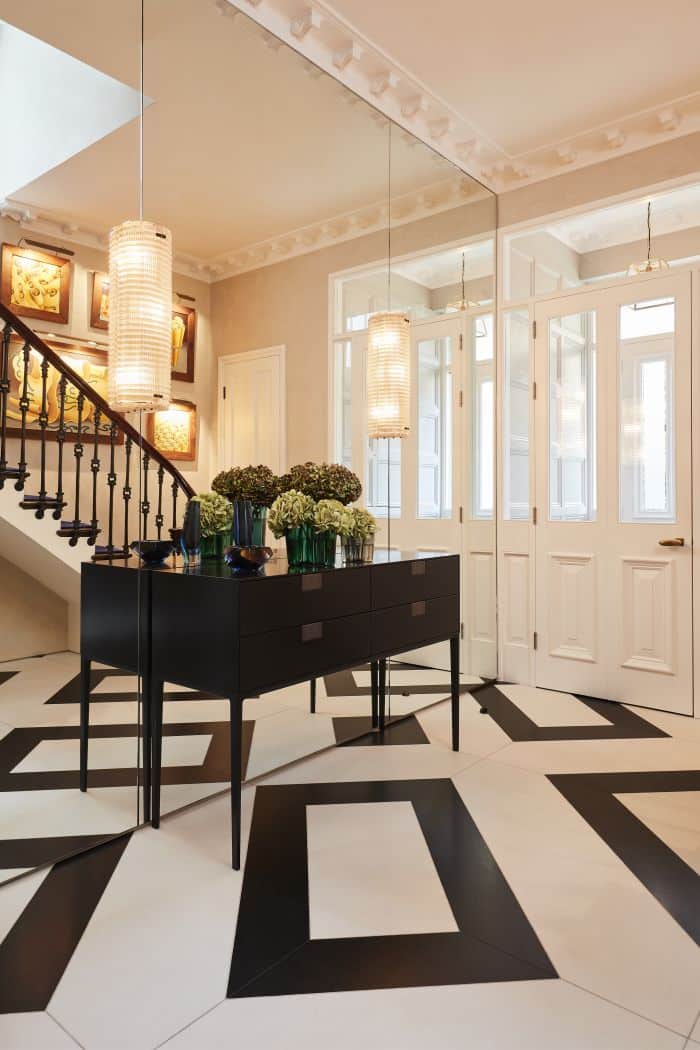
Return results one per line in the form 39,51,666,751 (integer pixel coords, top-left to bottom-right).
334,340,352,468
549,310,596,521
503,309,530,520
367,436,401,516
619,298,674,340
472,316,494,519
474,314,494,361
619,300,675,523
417,336,453,519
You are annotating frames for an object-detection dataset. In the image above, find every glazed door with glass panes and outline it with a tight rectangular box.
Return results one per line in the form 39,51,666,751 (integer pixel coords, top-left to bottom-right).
534,272,692,713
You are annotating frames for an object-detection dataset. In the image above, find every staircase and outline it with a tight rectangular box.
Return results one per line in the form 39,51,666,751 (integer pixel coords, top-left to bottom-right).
0,302,195,564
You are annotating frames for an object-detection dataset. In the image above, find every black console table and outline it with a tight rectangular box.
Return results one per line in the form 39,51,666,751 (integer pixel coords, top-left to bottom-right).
80,551,461,869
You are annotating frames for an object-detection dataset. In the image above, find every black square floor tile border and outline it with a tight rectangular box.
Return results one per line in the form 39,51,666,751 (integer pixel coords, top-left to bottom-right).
550,769,700,946
228,777,557,997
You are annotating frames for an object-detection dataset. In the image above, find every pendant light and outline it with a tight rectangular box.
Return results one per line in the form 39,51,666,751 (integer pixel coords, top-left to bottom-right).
447,251,479,312
108,0,172,412
627,201,669,276
367,123,411,440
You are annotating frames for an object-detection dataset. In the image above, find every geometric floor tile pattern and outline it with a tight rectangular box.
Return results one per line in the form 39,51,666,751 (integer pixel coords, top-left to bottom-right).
0,665,699,1047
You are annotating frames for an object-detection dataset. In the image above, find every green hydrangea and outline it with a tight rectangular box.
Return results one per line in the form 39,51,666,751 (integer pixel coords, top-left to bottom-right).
313,499,353,535
211,465,280,507
350,507,377,540
268,490,315,538
278,462,361,505
192,492,233,538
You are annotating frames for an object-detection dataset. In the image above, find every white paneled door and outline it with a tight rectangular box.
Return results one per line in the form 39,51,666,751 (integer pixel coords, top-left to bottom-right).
218,347,286,475
534,273,692,713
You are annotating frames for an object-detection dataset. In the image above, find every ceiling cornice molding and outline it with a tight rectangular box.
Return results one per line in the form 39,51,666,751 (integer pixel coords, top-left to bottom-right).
215,0,700,195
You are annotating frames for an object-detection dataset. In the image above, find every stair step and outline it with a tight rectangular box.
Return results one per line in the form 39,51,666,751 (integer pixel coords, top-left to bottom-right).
92,545,132,561
56,521,101,547
20,495,66,519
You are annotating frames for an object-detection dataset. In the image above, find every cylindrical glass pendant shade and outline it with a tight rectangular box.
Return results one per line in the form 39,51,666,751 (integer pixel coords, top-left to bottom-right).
367,311,410,439
108,220,172,412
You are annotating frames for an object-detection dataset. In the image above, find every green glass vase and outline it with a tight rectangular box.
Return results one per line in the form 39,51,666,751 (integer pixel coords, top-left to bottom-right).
312,530,337,567
251,505,268,546
201,531,227,561
285,524,312,567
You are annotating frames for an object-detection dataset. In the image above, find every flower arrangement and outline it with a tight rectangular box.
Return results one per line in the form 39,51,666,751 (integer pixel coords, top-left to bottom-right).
313,499,353,535
211,465,279,508
268,490,315,539
348,507,377,540
278,462,361,505
191,492,233,538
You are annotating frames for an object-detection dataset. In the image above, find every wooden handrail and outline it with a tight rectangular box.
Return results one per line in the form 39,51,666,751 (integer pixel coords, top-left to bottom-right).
0,302,195,499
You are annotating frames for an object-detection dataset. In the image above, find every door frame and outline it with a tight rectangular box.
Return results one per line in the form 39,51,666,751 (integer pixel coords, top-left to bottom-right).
217,345,287,473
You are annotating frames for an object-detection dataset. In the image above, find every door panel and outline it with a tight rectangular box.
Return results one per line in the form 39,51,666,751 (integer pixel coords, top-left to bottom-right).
534,273,692,714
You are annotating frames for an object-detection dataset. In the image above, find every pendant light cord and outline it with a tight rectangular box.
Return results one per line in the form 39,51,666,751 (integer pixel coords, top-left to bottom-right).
646,201,652,264
139,0,144,222
385,120,392,721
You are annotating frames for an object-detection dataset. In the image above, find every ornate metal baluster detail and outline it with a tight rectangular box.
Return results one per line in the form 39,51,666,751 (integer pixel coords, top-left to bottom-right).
69,392,85,545
155,464,165,539
0,323,12,488
172,478,179,531
141,452,151,538
15,341,31,490
35,358,50,517
88,408,101,545
122,436,133,553
53,375,67,519
106,422,118,554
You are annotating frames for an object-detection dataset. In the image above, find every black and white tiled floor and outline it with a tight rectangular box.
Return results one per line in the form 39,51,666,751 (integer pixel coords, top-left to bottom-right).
1,660,700,1048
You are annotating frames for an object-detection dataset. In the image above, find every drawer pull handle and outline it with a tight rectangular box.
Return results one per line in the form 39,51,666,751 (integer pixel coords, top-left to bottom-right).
301,622,323,642
411,562,426,576
411,601,426,617
301,574,323,592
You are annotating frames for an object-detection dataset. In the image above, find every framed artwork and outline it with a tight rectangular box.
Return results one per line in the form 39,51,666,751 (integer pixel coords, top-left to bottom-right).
146,398,196,461
1,243,71,324
5,336,118,444
90,271,110,330
171,306,195,382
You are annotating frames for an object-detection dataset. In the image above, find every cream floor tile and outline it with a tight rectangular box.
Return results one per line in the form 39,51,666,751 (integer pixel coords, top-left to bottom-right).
498,683,610,727
49,787,255,1050
453,757,700,1034
156,780,230,818
244,707,337,781
616,790,700,876
161,980,685,1050
690,1011,700,1042
14,733,211,773
0,786,139,841
626,705,700,743
261,740,479,786
491,735,700,776
307,800,457,940
417,695,511,756
0,1012,80,1049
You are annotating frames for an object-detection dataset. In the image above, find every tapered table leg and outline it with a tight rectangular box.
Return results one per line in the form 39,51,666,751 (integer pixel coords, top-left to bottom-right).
378,658,387,731
450,635,460,751
79,656,91,792
309,678,316,714
370,661,378,729
150,679,164,828
229,696,243,870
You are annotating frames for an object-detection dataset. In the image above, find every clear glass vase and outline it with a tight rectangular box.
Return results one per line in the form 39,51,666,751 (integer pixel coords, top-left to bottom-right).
342,536,363,564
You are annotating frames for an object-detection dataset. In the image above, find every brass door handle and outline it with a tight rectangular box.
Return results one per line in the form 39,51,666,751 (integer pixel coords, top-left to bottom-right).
658,537,685,547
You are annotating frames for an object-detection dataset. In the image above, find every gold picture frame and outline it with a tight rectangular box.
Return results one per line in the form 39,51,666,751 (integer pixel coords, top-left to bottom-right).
146,398,196,461
90,271,110,330
1,243,71,324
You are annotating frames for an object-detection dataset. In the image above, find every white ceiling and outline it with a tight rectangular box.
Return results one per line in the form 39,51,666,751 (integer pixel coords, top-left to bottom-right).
393,240,494,289
326,0,700,158
0,0,479,270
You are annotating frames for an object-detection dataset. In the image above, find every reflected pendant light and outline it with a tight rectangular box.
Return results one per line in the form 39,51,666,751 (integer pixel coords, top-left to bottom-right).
447,251,479,312
627,201,670,276
108,0,172,412
367,124,411,440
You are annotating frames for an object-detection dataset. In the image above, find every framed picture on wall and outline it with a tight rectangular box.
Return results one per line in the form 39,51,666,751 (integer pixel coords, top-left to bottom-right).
90,271,110,330
146,398,196,461
5,336,118,444
1,243,71,324
171,305,195,382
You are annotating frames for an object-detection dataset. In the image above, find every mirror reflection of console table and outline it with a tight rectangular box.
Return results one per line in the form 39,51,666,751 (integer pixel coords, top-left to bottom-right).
80,551,460,869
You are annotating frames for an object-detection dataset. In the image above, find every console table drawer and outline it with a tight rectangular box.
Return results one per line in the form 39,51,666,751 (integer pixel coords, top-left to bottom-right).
240,612,371,692
371,555,459,610
371,594,459,656
239,565,371,635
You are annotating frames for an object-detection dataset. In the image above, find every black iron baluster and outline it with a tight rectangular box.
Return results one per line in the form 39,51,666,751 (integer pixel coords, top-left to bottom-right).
15,341,31,491
68,392,85,545
141,452,151,538
172,477,179,531
35,358,50,517
123,436,132,553
106,422,118,553
0,323,12,488
88,408,101,545
155,464,165,539
53,375,67,519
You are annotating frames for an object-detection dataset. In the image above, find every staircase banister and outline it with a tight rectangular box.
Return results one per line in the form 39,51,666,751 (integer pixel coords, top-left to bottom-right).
0,302,195,500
